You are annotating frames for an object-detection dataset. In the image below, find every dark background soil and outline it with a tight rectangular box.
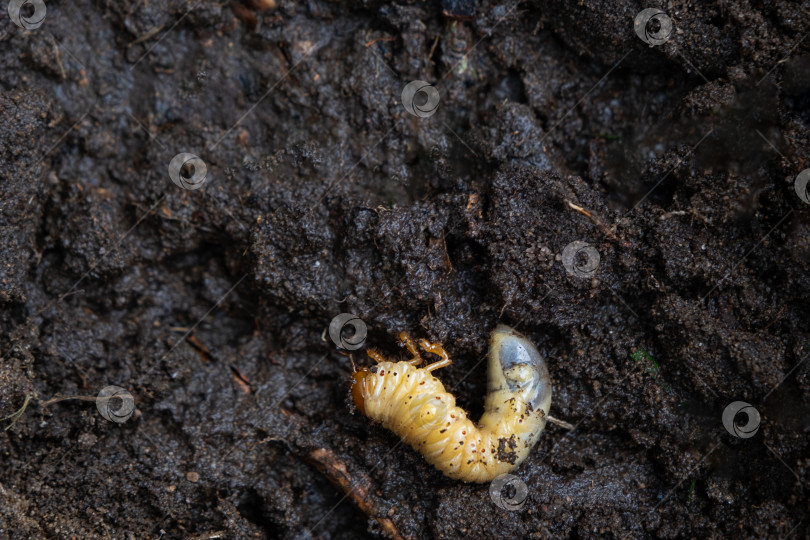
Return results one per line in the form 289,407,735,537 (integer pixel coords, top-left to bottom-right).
1,0,809,538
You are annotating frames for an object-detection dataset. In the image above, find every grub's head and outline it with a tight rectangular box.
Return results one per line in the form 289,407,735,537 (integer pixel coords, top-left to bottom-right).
350,366,371,415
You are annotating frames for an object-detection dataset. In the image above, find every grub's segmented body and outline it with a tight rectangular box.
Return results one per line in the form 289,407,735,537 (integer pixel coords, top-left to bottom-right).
350,325,552,483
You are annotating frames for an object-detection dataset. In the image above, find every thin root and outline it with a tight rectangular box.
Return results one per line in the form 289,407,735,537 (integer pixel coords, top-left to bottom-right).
2,393,32,431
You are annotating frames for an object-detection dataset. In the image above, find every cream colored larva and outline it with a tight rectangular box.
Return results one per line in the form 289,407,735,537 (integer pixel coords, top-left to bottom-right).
350,325,552,483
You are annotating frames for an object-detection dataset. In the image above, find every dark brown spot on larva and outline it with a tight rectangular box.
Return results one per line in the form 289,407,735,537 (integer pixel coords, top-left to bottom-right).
379,370,385,376
419,381,425,385
440,429,447,434
496,435,518,464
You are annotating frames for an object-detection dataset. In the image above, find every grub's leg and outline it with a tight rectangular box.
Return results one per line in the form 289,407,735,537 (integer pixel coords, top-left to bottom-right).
398,332,424,366
418,339,452,372
367,349,387,364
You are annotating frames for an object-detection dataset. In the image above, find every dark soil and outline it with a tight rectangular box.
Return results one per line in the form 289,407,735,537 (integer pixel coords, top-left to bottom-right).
1,0,809,538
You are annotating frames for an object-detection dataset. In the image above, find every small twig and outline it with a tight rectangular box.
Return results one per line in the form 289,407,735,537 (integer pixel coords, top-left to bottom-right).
127,25,164,47
547,414,575,430
657,210,687,221
185,334,214,363
306,447,406,540
427,35,440,66
566,199,630,247
229,364,253,395
762,306,786,332
567,200,593,218
364,36,396,48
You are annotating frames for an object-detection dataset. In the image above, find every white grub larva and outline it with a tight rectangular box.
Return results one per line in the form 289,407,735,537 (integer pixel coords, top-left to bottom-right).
350,325,552,483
